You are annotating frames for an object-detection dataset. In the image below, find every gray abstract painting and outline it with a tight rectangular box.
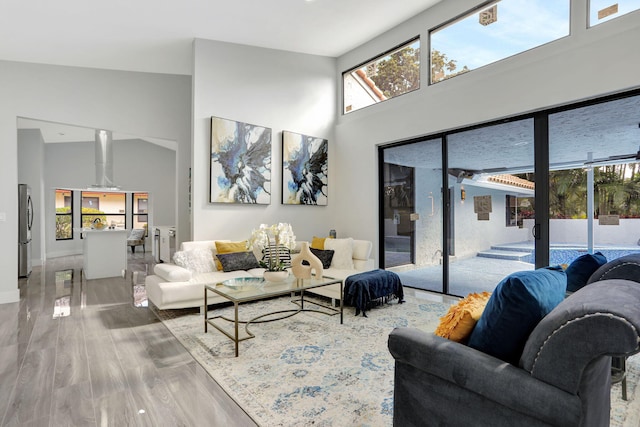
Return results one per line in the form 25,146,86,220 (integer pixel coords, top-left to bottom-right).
210,116,271,204
282,131,328,205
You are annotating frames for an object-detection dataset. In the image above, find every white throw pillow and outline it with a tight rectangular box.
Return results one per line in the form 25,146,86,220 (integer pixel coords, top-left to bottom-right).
172,248,215,274
352,240,372,261
324,238,354,270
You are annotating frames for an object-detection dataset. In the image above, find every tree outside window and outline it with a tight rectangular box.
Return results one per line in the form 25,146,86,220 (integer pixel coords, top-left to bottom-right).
81,191,126,229
55,189,73,240
343,38,420,114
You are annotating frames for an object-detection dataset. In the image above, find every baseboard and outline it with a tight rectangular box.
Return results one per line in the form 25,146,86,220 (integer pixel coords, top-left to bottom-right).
47,250,82,259
0,289,20,305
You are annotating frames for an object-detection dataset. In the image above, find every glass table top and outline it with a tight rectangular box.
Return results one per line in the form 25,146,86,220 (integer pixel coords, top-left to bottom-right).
207,275,340,302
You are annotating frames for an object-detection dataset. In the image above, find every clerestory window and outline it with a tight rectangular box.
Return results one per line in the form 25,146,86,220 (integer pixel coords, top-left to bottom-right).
343,38,420,114
430,0,570,84
589,0,640,27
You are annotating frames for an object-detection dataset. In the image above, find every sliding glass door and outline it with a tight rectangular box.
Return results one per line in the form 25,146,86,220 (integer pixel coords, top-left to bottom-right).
549,94,640,268
380,89,640,297
447,119,536,296
382,138,444,293
382,163,415,267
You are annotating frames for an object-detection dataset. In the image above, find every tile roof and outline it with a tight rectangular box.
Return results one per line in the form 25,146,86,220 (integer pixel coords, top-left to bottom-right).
488,174,535,190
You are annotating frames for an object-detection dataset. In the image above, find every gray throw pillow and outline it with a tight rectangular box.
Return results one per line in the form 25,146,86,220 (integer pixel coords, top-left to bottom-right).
302,248,335,269
216,251,260,272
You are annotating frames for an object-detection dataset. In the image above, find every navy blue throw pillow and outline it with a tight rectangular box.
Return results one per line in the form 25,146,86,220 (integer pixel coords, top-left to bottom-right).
565,252,607,292
467,266,567,364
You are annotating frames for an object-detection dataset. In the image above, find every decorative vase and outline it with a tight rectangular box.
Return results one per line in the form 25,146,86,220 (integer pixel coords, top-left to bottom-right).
291,242,323,279
263,270,289,282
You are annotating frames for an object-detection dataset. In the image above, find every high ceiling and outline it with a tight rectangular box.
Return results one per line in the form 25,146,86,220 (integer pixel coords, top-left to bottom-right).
9,0,441,144
10,0,639,171
17,118,177,149
1,0,441,76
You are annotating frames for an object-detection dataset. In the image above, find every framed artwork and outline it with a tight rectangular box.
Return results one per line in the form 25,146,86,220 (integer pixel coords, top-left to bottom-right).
210,116,271,204
282,131,328,205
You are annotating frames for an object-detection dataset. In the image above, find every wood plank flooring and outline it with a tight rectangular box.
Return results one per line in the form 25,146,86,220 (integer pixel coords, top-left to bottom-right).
0,253,257,427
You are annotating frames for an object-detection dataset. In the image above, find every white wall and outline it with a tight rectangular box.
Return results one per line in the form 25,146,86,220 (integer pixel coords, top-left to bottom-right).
17,129,45,266
191,39,338,243
550,219,640,246
335,0,640,263
452,182,530,259
0,60,191,304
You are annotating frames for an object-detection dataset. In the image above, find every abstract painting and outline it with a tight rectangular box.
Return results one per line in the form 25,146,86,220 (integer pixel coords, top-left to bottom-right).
210,116,271,204
282,131,328,205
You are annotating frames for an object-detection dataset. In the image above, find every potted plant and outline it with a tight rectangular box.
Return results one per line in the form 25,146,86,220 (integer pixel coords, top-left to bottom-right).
248,223,296,281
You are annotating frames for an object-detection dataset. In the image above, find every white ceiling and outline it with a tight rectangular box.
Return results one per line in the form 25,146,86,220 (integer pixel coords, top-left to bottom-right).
9,0,441,145
1,0,441,76
17,117,177,150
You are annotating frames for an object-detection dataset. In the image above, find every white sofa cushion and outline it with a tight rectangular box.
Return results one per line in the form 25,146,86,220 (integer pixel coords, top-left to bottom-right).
154,263,192,282
324,238,354,270
180,240,219,252
172,248,215,274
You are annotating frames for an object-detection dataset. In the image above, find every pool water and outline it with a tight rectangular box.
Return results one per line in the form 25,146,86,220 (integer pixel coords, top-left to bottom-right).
521,248,640,265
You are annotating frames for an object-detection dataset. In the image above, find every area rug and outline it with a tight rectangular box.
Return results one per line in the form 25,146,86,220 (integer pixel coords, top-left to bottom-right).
155,295,640,426
611,354,640,427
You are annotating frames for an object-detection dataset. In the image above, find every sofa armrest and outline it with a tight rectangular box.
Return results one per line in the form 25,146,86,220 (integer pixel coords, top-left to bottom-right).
153,263,192,282
388,328,581,425
520,279,640,393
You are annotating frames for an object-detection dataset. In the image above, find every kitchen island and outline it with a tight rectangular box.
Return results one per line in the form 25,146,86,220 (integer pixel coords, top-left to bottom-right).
78,228,128,279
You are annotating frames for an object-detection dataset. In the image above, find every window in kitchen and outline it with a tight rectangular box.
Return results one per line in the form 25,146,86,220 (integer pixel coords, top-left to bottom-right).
55,189,73,240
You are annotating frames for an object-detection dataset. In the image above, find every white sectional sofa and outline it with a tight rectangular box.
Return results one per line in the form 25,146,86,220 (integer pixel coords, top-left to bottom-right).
145,238,374,310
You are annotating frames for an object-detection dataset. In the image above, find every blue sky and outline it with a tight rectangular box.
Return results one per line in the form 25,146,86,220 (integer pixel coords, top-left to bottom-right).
431,0,639,73
431,0,570,71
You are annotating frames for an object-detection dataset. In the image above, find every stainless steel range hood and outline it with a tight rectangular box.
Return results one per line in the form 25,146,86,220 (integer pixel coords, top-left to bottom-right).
90,129,120,190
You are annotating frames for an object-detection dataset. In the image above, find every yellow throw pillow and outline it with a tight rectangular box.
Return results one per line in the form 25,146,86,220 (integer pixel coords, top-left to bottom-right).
311,236,327,250
214,240,248,270
434,292,491,343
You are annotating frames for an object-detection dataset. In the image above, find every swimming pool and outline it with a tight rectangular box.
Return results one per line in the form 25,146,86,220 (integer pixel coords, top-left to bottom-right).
521,248,640,265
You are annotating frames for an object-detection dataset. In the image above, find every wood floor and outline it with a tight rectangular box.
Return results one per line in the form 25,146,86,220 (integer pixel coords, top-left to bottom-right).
0,253,257,427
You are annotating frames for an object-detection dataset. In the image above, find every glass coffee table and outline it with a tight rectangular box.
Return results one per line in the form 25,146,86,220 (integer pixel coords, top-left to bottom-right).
204,275,343,356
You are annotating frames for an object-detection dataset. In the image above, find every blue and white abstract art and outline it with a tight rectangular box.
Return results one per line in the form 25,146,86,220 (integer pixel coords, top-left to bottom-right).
210,116,271,204
282,131,328,205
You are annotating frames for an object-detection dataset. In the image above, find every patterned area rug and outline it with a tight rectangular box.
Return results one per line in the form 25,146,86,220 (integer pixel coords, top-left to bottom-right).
611,353,640,427
155,294,640,426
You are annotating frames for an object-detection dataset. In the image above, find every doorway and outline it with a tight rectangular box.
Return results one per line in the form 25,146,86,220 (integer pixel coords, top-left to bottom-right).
382,163,415,268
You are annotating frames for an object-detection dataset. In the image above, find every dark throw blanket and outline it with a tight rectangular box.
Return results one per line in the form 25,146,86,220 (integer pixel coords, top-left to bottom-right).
344,269,404,317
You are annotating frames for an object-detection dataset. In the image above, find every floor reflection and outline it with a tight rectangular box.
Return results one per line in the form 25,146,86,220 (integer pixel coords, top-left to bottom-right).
53,269,73,318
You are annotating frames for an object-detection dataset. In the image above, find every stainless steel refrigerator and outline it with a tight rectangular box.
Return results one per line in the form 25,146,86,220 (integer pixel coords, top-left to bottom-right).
18,184,33,278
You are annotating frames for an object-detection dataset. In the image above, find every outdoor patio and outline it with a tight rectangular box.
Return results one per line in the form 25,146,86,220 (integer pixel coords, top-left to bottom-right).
392,241,640,297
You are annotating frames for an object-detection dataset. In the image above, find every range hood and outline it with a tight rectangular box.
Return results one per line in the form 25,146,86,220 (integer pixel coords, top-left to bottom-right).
90,129,121,190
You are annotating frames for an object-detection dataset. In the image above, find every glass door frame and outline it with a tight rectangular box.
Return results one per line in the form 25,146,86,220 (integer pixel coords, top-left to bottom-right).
379,87,640,296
